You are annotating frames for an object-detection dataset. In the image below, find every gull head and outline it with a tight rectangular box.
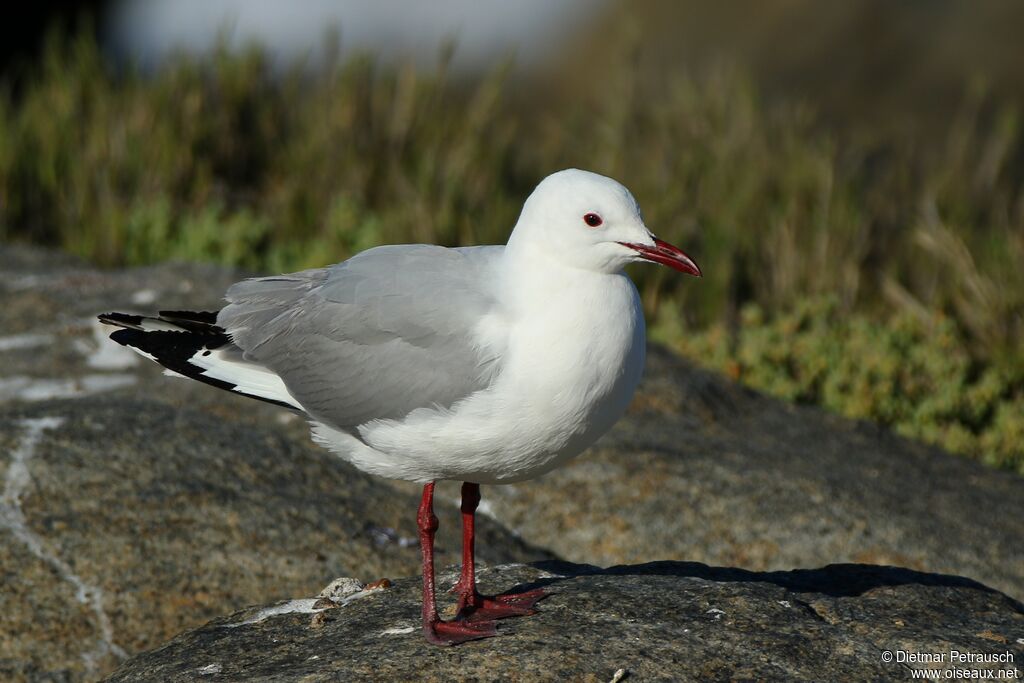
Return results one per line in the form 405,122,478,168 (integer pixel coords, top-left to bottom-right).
508,168,701,277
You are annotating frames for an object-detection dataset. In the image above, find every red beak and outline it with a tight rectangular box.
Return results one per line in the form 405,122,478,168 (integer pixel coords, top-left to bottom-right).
619,237,702,277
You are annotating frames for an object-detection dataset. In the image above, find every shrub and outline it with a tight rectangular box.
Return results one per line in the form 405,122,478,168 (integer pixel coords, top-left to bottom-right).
671,299,1024,473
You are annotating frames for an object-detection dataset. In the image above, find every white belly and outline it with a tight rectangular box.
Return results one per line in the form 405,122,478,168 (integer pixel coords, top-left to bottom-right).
316,273,646,484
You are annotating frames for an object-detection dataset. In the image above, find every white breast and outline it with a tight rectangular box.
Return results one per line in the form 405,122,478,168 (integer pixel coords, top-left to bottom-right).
337,266,646,484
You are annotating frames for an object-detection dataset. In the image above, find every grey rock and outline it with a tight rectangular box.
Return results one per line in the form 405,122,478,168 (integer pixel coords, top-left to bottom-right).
0,399,550,683
106,561,1024,682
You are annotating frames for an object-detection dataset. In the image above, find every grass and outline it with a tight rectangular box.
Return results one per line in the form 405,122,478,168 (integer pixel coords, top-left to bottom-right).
0,29,1021,472
670,299,1024,472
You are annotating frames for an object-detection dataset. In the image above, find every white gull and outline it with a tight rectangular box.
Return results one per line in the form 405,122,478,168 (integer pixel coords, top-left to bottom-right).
99,168,701,645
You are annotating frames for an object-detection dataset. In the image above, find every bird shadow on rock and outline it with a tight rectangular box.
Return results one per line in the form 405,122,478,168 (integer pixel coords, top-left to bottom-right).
508,560,1024,610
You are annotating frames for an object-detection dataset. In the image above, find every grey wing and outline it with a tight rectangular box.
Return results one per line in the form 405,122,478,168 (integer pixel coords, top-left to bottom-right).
218,244,505,428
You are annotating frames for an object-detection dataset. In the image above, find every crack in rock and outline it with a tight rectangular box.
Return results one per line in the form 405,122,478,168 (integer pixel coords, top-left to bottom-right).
0,417,127,675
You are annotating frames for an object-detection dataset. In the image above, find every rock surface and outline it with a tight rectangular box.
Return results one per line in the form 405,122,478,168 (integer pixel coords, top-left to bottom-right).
2,245,1022,681
107,561,1024,682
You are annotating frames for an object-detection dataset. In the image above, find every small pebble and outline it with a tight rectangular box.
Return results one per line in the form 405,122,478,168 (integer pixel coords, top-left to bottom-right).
312,597,338,610
318,577,364,602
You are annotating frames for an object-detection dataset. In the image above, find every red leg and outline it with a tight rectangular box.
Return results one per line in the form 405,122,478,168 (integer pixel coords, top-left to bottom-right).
417,482,497,645
453,482,546,623
453,482,481,610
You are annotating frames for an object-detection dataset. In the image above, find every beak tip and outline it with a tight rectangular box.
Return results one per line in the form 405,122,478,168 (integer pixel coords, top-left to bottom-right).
619,238,702,277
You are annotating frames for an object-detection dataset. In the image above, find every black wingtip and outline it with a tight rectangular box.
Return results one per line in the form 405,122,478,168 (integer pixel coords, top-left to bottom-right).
98,312,145,330
158,310,220,325
157,310,223,334
97,308,294,411
98,310,225,335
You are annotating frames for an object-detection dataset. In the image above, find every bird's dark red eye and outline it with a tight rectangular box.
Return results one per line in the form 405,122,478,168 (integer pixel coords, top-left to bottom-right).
583,213,603,228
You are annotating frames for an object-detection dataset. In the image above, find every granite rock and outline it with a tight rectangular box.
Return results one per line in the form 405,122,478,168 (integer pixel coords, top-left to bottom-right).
107,561,1024,682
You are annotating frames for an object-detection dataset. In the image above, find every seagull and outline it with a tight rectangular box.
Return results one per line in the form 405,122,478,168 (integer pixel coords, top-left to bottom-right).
99,168,701,645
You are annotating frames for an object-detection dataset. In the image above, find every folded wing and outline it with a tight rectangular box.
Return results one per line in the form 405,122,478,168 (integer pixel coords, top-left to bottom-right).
218,244,506,428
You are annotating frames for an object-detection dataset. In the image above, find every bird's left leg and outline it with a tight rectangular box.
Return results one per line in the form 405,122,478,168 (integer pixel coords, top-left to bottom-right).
453,481,545,622
418,482,497,645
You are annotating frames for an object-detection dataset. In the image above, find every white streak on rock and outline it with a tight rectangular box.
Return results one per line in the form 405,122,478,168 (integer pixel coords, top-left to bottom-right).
197,663,223,675
224,598,322,627
447,493,499,521
0,417,127,674
0,374,136,402
224,587,381,628
476,498,498,520
2,273,44,290
378,624,415,636
0,333,53,352
83,319,140,370
131,289,158,305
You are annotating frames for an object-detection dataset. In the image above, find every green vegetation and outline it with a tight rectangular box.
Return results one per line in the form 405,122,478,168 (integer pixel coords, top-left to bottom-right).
0,30,1021,471
671,300,1024,472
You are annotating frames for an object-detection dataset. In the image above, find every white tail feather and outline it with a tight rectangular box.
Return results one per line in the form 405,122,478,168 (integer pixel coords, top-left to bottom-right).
188,348,303,409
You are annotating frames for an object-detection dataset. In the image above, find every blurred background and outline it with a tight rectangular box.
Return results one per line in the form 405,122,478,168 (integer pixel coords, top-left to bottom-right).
1,0,1022,472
